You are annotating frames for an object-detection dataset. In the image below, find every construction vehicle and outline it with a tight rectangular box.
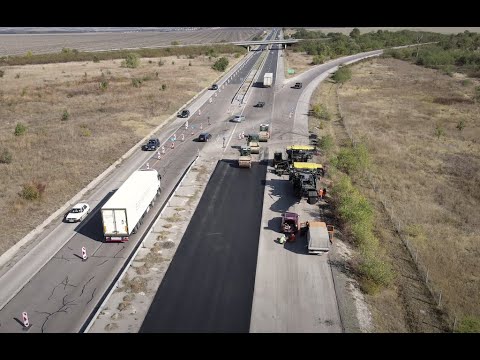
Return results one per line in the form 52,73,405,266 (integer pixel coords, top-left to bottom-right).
292,162,324,177
274,161,290,176
306,221,334,255
101,169,161,242
290,167,321,204
273,151,284,166
281,212,299,242
238,146,252,168
247,134,260,154
286,145,315,164
259,124,270,142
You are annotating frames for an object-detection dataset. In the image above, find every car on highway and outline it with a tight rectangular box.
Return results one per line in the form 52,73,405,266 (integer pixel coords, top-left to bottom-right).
231,114,245,123
293,82,303,89
198,133,212,142
64,203,90,223
177,109,190,118
254,101,265,108
211,84,219,90
141,138,160,151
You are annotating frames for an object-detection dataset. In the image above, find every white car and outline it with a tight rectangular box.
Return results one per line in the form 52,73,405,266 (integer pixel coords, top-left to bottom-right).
231,115,245,123
65,203,90,223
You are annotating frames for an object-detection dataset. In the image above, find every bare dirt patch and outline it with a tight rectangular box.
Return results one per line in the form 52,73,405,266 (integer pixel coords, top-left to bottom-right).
0,54,241,256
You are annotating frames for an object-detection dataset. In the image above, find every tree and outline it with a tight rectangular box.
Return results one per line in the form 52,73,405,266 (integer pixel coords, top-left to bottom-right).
350,28,361,38
212,57,229,71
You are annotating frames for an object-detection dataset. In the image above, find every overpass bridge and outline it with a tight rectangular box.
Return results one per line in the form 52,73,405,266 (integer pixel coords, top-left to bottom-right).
231,39,298,51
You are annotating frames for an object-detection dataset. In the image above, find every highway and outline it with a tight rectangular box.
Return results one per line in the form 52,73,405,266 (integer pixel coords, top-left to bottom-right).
0,27,384,332
0,30,277,333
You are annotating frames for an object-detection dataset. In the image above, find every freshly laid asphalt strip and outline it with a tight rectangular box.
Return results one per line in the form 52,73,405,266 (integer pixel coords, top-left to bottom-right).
140,160,267,332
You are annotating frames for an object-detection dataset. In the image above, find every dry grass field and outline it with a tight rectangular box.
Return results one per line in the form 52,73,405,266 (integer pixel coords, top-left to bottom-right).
286,28,480,36
0,28,261,57
283,49,314,78
311,57,479,330
0,53,242,256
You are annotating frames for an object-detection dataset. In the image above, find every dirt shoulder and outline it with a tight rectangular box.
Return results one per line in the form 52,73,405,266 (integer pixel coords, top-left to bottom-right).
0,53,242,257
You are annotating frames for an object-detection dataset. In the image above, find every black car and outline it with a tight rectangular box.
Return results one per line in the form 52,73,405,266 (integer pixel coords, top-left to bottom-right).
142,138,160,151
255,101,265,108
293,82,303,89
211,84,218,90
198,133,212,142
177,109,190,118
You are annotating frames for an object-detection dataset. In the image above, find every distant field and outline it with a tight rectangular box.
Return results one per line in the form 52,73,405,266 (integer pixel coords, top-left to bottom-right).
286,27,480,36
0,28,262,57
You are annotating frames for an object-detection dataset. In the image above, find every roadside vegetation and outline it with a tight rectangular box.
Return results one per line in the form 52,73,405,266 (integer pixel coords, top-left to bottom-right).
0,44,246,66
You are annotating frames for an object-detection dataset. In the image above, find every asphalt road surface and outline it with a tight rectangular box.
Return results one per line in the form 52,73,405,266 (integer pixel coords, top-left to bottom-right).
140,161,267,332
0,31,273,332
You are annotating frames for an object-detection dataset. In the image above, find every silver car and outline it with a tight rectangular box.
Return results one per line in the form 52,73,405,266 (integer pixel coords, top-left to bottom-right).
231,115,245,123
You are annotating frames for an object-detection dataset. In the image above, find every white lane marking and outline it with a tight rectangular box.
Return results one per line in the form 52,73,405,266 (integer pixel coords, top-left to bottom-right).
223,122,239,153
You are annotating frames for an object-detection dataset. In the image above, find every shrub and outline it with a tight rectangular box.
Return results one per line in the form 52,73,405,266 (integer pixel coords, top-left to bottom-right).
332,66,352,83
171,41,180,46
15,73,20,79
312,103,331,120
172,60,175,65
312,55,326,65
158,59,165,66
0,148,13,164
359,252,394,292
319,134,334,154
121,53,140,68
132,78,142,87
61,48,71,54
189,61,192,66
0,69,4,77
212,57,229,71
456,119,466,131
61,109,70,121
434,124,445,139
93,55,100,63
79,124,92,137
161,84,167,91
332,144,370,175
148,60,153,64
14,123,27,136
457,316,480,333
461,79,472,86
100,81,108,91
26,51,33,57
72,49,79,55
20,181,46,201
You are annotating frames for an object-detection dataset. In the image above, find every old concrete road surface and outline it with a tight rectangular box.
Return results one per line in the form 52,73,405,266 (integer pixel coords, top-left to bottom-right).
140,161,267,332
0,30,275,332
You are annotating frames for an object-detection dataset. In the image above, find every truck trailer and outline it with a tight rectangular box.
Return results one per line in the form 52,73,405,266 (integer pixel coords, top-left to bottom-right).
101,169,161,242
263,72,273,87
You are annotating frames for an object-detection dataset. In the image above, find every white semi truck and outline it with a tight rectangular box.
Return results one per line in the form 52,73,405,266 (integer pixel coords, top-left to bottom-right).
101,169,161,242
263,72,273,87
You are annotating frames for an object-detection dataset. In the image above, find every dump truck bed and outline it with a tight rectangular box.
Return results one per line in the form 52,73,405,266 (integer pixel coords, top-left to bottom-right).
307,221,330,254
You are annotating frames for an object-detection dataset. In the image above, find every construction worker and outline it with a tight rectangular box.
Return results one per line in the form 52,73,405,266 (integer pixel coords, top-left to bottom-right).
319,188,324,199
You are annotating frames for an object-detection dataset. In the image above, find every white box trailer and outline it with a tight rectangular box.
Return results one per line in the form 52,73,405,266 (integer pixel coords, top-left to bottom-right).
307,221,332,255
101,169,161,242
263,72,273,87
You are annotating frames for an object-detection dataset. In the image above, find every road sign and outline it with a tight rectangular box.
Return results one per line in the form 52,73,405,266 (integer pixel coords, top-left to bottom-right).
288,69,295,74
81,247,87,261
